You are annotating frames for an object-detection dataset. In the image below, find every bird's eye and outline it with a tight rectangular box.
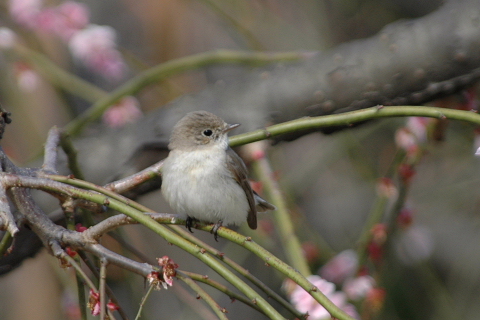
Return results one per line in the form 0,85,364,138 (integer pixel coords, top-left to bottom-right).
203,129,213,137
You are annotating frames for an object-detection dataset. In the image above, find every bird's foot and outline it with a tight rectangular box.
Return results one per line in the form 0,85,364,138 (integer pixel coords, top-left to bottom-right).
185,217,197,233
211,220,223,242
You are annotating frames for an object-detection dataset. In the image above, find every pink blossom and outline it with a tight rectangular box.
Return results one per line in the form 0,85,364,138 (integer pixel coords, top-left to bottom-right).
35,8,58,32
88,289,100,316
147,271,162,290
16,67,40,92
102,96,142,127
36,1,89,40
396,117,432,158
87,288,119,316
319,250,358,285
9,0,42,28
157,255,179,288
395,127,417,152
107,301,120,312
343,276,376,300
10,0,89,40
68,25,126,80
289,275,359,319
55,1,89,39
406,117,431,143
376,177,397,199
75,223,87,232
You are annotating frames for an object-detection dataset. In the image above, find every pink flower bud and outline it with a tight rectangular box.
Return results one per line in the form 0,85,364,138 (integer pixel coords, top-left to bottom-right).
319,250,358,285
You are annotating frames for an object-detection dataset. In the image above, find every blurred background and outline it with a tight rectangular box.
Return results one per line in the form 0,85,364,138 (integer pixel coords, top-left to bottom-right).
2,0,480,319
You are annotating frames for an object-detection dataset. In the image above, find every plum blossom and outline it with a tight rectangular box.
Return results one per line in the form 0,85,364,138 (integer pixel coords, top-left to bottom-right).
289,275,359,319
405,117,431,144
8,0,126,80
395,117,433,160
376,177,398,199
147,271,163,290
157,255,178,288
9,0,88,39
343,276,376,301
36,1,89,40
102,96,142,127
87,289,119,316
15,63,40,92
395,127,418,153
8,0,42,28
319,249,358,285
69,24,126,80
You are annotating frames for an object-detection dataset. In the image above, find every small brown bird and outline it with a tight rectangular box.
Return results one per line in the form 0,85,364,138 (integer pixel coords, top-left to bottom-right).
161,111,275,240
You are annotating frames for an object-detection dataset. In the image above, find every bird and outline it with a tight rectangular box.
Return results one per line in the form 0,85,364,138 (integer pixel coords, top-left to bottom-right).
161,111,275,240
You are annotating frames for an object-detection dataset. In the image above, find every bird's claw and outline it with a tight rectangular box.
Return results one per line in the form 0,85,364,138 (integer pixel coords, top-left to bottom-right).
185,217,196,233
211,220,223,242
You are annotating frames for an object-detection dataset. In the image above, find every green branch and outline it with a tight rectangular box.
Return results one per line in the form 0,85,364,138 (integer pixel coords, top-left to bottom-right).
14,45,108,103
64,50,304,136
190,226,354,320
169,225,304,319
181,270,265,314
48,174,303,319
176,271,229,320
37,176,286,320
229,106,480,147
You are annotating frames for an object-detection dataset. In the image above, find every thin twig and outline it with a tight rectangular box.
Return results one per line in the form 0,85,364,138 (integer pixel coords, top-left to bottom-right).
20,175,286,319
52,244,97,291
59,130,85,180
78,251,129,320
181,270,265,315
172,283,219,320
104,160,163,194
176,271,229,320
196,225,356,320
169,224,305,319
47,174,302,318
86,212,176,240
100,258,107,320
356,151,405,267
134,284,155,320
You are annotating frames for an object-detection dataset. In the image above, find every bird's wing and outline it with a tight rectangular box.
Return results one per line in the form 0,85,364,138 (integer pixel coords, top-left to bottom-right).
226,147,257,229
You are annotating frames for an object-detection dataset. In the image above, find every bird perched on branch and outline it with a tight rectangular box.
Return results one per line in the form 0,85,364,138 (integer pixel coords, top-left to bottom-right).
161,111,275,240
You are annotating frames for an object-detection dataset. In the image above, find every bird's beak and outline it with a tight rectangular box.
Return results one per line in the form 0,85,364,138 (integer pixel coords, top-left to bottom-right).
223,123,240,133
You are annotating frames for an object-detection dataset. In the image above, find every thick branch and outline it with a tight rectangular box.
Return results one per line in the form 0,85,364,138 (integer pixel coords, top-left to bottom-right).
70,0,480,183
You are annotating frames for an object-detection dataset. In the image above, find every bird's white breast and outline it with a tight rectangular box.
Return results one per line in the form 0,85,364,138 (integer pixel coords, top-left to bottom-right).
161,146,249,226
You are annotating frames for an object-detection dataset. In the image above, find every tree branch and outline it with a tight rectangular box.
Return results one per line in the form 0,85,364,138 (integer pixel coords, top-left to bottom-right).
69,0,480,183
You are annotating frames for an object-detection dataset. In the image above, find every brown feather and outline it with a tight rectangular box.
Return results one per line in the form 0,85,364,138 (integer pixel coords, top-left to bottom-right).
226,148,257,229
